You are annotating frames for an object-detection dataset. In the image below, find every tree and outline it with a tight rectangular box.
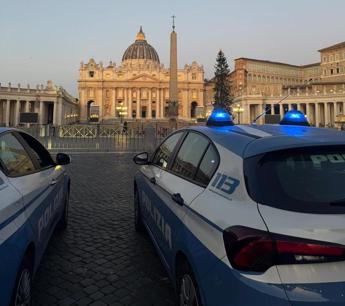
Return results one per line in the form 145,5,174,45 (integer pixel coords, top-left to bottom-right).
213,50,232,112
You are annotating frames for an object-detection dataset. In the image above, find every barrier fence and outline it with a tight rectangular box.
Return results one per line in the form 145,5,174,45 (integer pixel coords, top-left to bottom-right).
20,121,203,153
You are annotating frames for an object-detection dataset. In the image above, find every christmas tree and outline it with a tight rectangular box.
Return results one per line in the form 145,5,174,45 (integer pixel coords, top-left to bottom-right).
213,50,232,112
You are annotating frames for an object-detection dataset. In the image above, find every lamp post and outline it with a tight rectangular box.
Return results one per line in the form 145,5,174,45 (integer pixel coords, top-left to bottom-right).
116,104,128,123
232,103,244,124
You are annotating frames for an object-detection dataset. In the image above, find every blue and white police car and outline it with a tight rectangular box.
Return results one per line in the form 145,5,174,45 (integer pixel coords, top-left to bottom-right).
0,128,71,306
133,109,345,306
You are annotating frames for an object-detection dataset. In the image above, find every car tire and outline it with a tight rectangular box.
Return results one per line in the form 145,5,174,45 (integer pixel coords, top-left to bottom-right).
134,189,144,232
57,192,69,230
11,256,32,306
177,260,202,306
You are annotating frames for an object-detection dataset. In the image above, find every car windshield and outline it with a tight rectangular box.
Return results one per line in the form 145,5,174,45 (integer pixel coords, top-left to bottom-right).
244,146,345,214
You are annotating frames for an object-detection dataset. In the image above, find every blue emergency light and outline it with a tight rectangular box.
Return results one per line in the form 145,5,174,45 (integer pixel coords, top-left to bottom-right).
206,108,234,126
280,109,310,126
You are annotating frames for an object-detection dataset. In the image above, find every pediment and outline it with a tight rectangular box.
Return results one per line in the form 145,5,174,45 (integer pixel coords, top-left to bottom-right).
128,73,160,82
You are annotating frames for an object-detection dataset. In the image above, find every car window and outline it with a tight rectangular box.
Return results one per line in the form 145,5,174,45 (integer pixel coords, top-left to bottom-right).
244,145,345,214
18,132,54,169
195,144,219,185
171,132,209,181
0,133,36,176
152,132,183,169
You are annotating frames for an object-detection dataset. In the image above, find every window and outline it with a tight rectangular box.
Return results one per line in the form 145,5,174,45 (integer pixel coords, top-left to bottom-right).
0,133,35,176
192,73,197,80
171,132,209,180
244,146,345,214
19,132,54,169
195,145,219,185
331,69,334,75
89,71,94,77
152,132,183,169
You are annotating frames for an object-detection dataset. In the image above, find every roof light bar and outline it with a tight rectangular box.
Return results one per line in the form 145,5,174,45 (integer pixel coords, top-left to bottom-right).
206,108,234,127
280,110,310,126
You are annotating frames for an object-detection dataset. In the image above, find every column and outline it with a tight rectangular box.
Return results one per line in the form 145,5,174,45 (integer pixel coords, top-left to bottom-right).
25,101,30,112
270,104,275,115
128,88,132,119
112,88,116,118
53,100,57,125
324,103,330,126
14,100,20,126
137,88,141,119
80,90,87,122
57,97,63,125
155,88,160,119
279,103,284,117
306,103,311,124
160,89,165,118
39,101,44,124
315,103,319,127
148,88,152,119
5,100,10,127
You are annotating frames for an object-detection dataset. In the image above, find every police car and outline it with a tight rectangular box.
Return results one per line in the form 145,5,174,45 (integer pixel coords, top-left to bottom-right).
0,128,71,306
133,109,345,306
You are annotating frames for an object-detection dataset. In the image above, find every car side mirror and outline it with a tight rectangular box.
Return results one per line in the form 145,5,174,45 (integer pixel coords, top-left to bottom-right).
56,153,71,165
133,152,150,165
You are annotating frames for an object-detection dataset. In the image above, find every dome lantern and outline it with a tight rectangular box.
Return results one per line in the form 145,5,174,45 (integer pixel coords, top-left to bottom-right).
136,26,145,41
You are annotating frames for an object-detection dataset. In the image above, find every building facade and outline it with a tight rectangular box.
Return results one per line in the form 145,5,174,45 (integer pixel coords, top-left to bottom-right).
0,80,79,127
224,41,345,127
78,27,205,122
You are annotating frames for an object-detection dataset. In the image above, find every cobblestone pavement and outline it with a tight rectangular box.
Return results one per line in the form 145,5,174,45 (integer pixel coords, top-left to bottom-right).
32,153,176,306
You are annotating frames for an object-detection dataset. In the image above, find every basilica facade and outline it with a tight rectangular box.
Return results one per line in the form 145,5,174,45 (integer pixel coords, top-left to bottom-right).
78,27,205,122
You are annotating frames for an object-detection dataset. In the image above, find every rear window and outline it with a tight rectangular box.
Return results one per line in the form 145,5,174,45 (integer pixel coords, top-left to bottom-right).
244,146,345,214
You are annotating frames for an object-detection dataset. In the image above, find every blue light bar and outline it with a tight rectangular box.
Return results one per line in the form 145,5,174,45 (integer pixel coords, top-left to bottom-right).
206,108,234,127
280,110,310,126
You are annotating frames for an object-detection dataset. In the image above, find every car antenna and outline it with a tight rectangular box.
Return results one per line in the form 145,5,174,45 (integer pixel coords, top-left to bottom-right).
252,94,290,124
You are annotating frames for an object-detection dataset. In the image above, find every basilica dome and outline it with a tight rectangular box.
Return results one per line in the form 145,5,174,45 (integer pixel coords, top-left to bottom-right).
122,26,160,63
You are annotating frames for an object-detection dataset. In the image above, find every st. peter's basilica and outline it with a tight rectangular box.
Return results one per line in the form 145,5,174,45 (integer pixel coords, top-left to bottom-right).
78,26,205,122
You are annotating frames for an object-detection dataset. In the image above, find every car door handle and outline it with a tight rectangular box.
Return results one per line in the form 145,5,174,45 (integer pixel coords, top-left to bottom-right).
149,177,156,184
50,179,58,186
171,193,184,206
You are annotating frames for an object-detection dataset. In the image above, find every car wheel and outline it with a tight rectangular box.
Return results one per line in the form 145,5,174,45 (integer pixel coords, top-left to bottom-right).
12,257,32,306
134,189,144,232
57,192,69,230
177,261,202,306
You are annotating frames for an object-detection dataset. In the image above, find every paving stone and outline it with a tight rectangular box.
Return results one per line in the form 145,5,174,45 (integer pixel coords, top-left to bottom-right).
32,154,175,305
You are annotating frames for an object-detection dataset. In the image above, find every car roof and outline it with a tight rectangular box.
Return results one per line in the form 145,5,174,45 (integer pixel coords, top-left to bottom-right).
0,127,12,134
187,124,345,158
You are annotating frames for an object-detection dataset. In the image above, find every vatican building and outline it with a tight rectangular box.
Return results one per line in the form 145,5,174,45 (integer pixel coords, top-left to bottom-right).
78,27,205,123
227,41,345,128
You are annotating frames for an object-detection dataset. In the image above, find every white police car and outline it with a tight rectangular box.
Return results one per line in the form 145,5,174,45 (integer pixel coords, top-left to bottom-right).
133,109,345,306
0,128,71,306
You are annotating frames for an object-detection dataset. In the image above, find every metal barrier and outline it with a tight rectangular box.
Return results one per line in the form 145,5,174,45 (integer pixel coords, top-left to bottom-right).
18,121,204,153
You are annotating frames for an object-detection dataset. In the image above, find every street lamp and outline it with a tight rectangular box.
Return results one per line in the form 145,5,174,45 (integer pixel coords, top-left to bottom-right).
232,103,244,124
116,104,128,123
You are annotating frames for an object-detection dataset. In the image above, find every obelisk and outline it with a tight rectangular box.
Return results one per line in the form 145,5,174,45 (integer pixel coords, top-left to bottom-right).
168,16,178,129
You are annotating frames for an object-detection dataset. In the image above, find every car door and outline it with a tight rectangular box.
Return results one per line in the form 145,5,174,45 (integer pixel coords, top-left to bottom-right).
138,131,185,260
152,131,212,269
1,132,61,263
0,157,26,306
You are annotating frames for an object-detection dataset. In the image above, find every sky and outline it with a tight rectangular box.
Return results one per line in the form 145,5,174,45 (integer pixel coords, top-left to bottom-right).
1,0,344,96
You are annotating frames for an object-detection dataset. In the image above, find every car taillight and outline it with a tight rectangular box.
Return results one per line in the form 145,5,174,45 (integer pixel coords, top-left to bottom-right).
223,226,345,272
